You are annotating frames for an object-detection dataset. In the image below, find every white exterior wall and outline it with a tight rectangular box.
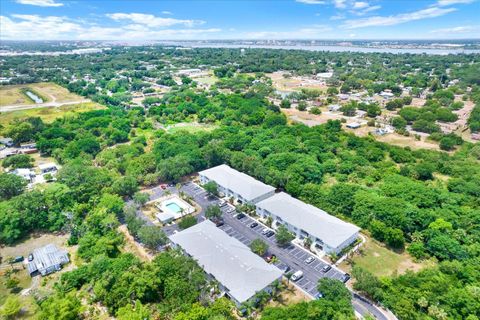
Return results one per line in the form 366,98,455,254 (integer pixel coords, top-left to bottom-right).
256,207,358,255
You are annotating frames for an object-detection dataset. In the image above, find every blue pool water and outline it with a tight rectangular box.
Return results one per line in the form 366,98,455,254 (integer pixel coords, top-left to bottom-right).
166,202,182,213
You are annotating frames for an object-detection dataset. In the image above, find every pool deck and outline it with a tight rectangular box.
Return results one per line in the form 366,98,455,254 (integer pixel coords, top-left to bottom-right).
155,195,195,223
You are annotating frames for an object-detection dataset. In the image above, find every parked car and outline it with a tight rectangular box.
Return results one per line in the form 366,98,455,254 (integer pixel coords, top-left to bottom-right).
210,217,224,227
305,256,315,264
261,228,270,235
341,273,351,283
160,184,167,190
236,213,246,220
28,254,34,262
322,264,332,273
291,270,304,282
13,256,24,263
218,200,228,207
277,263,291,274
315,292,324,299
265,230,275,238
250,222,258,228
265,254,276,263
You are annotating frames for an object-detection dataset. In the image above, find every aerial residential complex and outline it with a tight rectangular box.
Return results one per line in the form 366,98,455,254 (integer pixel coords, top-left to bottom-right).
199,164,360,254
199,164,276,204
169,220,283,306
256,192,360,254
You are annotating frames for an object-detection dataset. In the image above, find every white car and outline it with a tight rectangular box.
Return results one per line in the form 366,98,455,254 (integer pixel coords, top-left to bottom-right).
261,228,270,235
305,256,315,264
291,270,304,282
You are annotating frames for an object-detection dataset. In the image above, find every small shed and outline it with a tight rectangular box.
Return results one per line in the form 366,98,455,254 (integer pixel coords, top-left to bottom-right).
328,104,342,112
39,163,58,174
346,122,361,129
0,138,14,147
156,211,175,224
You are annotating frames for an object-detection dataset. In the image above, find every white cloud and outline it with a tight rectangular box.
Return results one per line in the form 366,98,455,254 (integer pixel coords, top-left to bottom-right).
15,0,63,7
162,11,173,15
353,1,369,9
342,6,456,29
106,13,204,27
350,3,381,15
1,15,82,39
362,5,381,13
333,0,347,9
430,25,479,33
295,0,326,4
0,14,220,40
437,0,475,6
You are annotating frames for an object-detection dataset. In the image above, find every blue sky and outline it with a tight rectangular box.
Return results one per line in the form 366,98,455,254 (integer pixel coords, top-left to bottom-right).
0,0,479,40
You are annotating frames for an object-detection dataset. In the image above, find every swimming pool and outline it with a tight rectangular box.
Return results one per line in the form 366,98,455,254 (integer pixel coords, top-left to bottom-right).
165,202,182,214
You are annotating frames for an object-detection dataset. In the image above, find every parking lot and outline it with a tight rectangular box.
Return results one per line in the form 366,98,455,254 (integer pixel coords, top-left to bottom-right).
216,203,346,297
143,181,387,319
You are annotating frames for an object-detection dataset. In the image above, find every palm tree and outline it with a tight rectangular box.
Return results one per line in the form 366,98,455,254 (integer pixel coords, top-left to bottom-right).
255,290,270,309
285,271,293,285
240,300,255,317
270,279,283,301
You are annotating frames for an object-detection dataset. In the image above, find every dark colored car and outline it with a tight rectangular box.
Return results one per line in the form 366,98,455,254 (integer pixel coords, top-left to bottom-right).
277,263,291,274
341,273,351,283
265,230,275,237
28,254,34,262
322,265,332,273
250,222,258,228
211,217,224,227
13,256,24,263
236,213,246,220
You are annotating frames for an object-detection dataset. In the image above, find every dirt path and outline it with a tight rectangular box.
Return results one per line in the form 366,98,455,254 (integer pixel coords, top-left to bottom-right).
117,225,154,262
0,99,90,112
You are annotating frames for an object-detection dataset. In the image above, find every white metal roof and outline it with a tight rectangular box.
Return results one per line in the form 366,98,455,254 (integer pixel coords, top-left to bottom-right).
27,243,69,275
256,192,360,249
199,164,275,202
169,220,282,304
38,163,57,170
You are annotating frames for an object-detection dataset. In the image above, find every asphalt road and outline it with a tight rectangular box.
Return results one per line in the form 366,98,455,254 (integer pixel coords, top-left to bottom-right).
141,181,389,320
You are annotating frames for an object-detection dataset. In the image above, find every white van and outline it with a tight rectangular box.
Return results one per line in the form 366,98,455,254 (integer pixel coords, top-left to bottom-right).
291,270,304,282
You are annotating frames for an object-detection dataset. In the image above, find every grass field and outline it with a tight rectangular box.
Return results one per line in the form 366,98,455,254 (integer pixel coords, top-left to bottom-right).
166,122,218,134
0,102,105,126
339,236,434,278
0,86,38,105
195,75,218,85
0,82,82,106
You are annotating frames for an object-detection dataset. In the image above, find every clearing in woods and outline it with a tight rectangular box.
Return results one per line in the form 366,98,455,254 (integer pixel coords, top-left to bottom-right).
0,102,105,126
0,82,82,106
339,235,435,278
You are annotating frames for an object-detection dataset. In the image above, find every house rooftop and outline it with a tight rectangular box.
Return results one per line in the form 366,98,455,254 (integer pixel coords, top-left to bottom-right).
256,192,360,249
27,244,69,276
169,220,282,304
38,163,57,170
199,164,275,202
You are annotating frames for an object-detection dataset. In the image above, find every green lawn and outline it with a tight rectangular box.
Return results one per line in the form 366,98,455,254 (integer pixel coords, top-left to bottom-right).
0,102,105,126
167,122,218,134
340,235,433,278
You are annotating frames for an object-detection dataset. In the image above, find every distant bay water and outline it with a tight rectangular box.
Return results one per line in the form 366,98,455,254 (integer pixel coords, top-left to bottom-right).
168,42,480,55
